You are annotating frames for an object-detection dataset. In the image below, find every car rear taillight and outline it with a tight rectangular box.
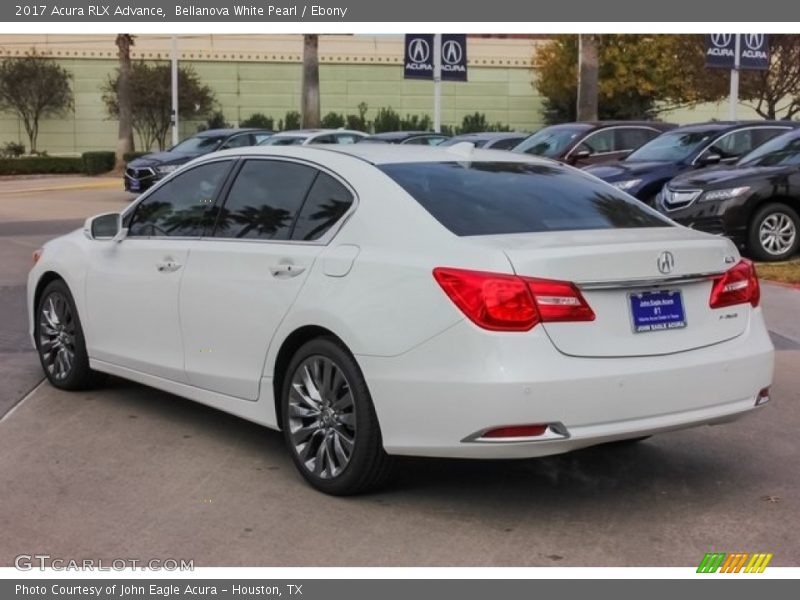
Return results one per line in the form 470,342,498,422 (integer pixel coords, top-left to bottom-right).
433,267,595,331
709,259,760,309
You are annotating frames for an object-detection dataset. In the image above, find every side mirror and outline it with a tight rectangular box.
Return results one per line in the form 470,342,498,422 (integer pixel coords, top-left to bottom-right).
84,213,126,242
698,152,722,166
569,148,592,164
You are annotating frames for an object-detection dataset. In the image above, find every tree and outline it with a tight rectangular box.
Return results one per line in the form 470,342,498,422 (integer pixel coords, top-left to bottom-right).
114,34,135,170
0,54,73,153
103,62,215,150
739,35,800,119
536,35,729,123
301,35,321,128
576,34,599,121
240,113,275,129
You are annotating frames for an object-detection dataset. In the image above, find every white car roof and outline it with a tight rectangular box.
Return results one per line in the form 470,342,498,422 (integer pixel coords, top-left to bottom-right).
212,142,555,166
302,142,556,165
270,129,365,139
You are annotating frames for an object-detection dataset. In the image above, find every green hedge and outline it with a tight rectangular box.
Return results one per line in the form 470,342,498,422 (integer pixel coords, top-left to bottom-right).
0,157,84,175
82,151,115,175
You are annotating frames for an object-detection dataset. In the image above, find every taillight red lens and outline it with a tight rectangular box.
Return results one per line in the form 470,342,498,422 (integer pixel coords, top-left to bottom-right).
433,268,538,331
433,267,595,331
709,259,760,309
524,277,596,323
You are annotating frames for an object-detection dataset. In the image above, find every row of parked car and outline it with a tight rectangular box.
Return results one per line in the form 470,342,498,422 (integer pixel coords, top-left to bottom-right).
125,119,800,261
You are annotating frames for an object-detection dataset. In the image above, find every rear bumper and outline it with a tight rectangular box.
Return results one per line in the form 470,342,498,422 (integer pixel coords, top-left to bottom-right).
358,309,774,459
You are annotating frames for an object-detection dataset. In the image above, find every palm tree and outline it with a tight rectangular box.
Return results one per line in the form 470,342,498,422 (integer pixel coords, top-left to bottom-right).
301,35,321,128
577,34,599,121
114,34,135,171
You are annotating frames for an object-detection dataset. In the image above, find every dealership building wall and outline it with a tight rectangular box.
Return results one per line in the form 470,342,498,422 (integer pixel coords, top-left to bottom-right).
0,34,550,154
0,34,767,155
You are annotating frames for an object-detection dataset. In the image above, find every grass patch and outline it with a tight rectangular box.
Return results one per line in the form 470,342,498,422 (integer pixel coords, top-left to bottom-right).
755,258,800,285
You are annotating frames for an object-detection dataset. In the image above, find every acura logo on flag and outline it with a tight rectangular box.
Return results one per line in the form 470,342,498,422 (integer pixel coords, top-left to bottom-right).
744,34,765,50
408,38,430,63
441,40,463,65
711,33,733,47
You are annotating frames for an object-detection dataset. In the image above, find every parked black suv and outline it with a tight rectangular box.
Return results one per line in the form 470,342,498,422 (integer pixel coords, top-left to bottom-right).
585,121,800,205
658,128,800,261
124,128,273,193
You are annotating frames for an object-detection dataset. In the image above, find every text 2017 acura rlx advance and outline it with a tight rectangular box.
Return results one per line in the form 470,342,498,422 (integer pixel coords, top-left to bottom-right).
28,144,774,495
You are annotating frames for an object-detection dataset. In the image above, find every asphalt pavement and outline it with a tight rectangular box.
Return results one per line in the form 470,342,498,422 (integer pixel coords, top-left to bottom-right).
0,178,798,567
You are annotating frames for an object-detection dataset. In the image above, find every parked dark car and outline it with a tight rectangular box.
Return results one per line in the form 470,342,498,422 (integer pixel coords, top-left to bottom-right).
124,128,273,192
657,129,800,261
584,121,800,205
358,131,450,146
512,121,674,167
440,132,528,150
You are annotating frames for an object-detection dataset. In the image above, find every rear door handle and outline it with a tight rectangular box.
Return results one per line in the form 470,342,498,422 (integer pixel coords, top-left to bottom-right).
270,263,305,278
156,259,182,273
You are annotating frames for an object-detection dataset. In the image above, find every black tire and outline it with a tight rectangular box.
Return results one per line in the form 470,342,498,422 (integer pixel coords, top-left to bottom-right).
747,203,800,262
35,279,102,391
280,337,394,495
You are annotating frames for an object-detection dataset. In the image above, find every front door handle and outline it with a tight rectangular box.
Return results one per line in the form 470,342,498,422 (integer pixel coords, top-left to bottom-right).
156,258,182,273
270,263,305,278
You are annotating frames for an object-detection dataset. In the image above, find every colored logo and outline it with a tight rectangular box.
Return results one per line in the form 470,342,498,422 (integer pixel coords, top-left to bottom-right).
697,552,773,573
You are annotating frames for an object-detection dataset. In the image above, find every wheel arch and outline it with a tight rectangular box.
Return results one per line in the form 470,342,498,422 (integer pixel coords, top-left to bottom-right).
271,325,352,430
33,270,67,317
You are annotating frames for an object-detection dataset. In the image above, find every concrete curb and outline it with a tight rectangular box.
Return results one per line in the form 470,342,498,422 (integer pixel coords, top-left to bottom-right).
0,180,122,195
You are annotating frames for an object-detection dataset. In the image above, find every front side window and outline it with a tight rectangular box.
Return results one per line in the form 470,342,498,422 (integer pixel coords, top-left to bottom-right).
513,125,589,157
578,129,616,154
379,161,671,237
214,160,317,240
127,161,231,237
221,133,253,149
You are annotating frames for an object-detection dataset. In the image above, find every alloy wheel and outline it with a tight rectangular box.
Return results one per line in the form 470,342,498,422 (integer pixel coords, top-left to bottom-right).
287,356,357,479
38,292,77,382
759,212,797,256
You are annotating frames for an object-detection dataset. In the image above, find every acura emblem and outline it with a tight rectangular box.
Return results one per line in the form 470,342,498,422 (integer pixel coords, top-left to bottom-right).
710,33,732,48
408,38,430,64
441,40,463,65
657,251,676,275
744,34,765,50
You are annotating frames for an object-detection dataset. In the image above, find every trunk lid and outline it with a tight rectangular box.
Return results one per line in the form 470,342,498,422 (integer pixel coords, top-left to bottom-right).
471,227,748,357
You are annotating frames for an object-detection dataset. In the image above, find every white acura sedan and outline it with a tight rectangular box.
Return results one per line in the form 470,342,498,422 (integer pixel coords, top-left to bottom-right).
28,144,774,495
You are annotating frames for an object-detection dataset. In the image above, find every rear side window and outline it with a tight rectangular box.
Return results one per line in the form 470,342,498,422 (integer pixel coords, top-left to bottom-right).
292,173,354,241
379,161,671,236
215,160,317,240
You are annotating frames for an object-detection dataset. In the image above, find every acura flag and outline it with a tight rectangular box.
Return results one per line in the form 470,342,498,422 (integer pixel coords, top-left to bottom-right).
404,34,468,81
706,33,769,70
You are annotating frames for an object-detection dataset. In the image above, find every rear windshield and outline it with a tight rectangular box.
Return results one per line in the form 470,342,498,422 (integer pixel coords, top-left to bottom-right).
379,161,671,236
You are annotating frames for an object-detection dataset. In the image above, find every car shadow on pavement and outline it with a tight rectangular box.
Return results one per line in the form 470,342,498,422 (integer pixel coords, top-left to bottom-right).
96,375,746,512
